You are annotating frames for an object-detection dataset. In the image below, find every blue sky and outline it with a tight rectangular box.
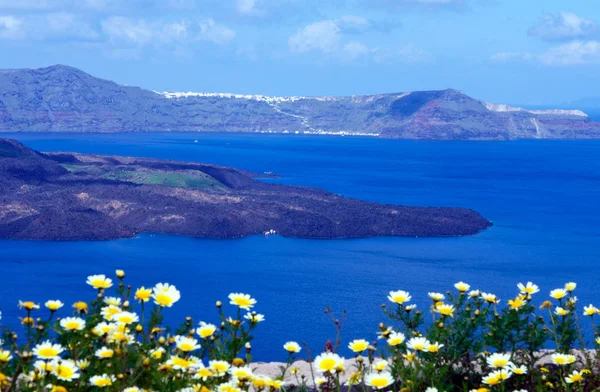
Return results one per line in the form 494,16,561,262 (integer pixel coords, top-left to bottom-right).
1,0,599,105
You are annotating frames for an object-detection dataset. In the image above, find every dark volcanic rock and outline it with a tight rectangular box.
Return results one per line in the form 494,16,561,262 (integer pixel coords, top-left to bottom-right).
0,139,491,241
0,65,599,139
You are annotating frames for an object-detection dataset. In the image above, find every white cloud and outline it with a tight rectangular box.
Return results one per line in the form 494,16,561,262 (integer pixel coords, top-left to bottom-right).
337,15,371,33
529,12,596,41
491,40,600,66
0,15,23,39
101,17,190,45
289,20,341,53
236,0,261,15
0,12,98,41
289,16,429,63
101,17,154,44
342,41,370,60
198,18,236,45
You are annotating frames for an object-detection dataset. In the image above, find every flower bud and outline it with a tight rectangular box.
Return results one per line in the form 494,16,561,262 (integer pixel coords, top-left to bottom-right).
116,269,125,278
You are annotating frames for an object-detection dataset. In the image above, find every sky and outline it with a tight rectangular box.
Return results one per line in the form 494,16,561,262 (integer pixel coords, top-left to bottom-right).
1,0,600,105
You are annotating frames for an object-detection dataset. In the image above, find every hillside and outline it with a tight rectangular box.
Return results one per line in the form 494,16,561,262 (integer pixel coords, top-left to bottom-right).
1,65,599,139
0,139,491,240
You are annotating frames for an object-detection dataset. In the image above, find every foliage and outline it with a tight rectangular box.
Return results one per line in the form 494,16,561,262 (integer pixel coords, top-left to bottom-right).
1,273,600,392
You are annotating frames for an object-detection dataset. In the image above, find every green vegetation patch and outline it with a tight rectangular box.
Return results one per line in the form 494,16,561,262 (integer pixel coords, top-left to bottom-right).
102,169,226,189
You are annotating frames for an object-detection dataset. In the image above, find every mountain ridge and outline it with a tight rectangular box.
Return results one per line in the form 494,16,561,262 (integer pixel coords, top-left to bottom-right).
1,64,599,139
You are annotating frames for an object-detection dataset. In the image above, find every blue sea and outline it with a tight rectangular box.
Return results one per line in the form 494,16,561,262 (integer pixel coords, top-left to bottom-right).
1,132,599,360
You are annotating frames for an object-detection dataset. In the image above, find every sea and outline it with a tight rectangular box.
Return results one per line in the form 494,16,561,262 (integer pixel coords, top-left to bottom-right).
1,132,599,360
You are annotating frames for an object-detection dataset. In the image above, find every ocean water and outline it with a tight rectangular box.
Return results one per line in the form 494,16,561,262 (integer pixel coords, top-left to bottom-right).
1,132,599,360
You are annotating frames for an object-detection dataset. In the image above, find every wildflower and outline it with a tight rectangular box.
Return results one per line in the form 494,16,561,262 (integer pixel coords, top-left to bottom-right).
283,341,301,353
152,283,181,307
51,359,80,381
21,316,34,325
468,290,481,298
228,293,256,310
150,347,165,359
45,300,64,311
540,300,553,309
59,316,85,331
113,311,139,325
134,287,152,302
107,329,135,345
551,353,576,365
387,290,411,304
508,364,527,375
387,331,405,346
115,269,125,278
345,371,362,386
34,360,53,374
89,374,116,387
517,282,539,295
209,360,231,376
365,371,394,389
230,365,253,381
72,301,88,314
101,305,122,321
95,347,114,359
583,304,599,316
175,336,201,352
508,297,525,310
76,359,90,370
550,289,567,300
168,356,201,371
197,322,217,338
596,337,600,345
405,304,417,311
314,377,327,387
435,303,455,317
33,341,64,360
372,359,388,371
406,337,430,351
565,282,577,292
93,322,116,336
425,389,438,392
194,364,214,380
18,300,40,310
486,353,511,369
427,342,444,353
565,370,583,383
377,326,393,339
455,281,470,292
86,274,113,290
428,292,445,302
348,339,369,353
0,350,13,363
483,369,512,385
554,307,569,316
481,293,499,304
314,352,344,373
244,312,265,323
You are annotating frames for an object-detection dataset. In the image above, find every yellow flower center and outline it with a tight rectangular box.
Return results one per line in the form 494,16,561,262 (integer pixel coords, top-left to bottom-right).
370,377,389,388
232,297,252,307
38,348,58,358
94,378,112,387
55,365,74,379
319,358,337,371
154,293,174,307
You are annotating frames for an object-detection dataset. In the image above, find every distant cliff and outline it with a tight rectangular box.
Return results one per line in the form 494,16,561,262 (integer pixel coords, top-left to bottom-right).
0,139,491,240
1,65,599,139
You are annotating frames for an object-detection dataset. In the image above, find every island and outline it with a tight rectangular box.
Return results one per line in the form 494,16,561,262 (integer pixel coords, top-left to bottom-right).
0,139,492,241
1,65,599,139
